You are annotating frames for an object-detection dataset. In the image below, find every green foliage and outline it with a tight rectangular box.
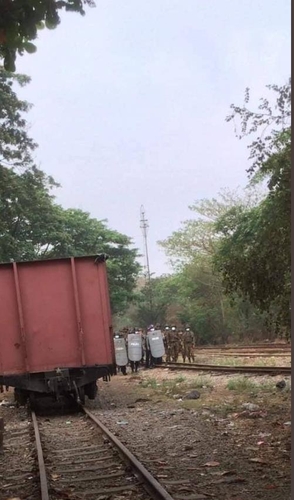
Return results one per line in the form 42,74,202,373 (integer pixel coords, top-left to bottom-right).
158,188,263,267
226,377,256,392
131,80,290,341
188,376,213,388
0,165,59,261
44,207,141,314
131,275,179,327
156,189,267,344
0,1,95,71
216,80,291,337
0,169,141,314
141,377,159,389
226,78,291,175
0,67,37,168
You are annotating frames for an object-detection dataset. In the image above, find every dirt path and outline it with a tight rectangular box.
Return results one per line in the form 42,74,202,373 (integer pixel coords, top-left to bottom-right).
87,368,291,500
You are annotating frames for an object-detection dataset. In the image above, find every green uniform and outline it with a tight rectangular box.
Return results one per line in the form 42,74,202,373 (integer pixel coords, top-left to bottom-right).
177,331,185,360
183,330,195,363
166,329,180,362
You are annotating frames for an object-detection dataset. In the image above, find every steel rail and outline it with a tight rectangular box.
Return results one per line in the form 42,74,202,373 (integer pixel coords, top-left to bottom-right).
195,352,291,357
197,344,290,350
82,406,174,500
31,411,49,500
160,362,291,375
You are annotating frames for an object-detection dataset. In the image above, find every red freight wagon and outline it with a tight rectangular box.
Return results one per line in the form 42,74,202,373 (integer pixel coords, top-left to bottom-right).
0,255,116,404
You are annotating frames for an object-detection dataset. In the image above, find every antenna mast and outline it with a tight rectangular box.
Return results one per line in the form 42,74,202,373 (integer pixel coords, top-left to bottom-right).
140,205,151,284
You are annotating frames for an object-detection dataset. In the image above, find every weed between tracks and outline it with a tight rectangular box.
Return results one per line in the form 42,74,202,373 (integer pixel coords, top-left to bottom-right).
226,376,291,393
140,374,213,397
140,373,291,398
193,354,291,367
138,369,291,417
226,376,257,391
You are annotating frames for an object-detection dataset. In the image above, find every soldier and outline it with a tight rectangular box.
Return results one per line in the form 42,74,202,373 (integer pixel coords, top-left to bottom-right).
166,325,180,362
145,326,154,369
163,325,170,361
177,328,185,361
172,325,181,362
121,327,129,343
183,325,195,363
153,324,163,365
138,328,145,364
114,332,128,375
148,325,165,365
128,329,142,373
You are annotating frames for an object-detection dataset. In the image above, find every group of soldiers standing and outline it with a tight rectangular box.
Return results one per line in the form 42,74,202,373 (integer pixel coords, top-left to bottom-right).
113,324,196,375
164,325,196,363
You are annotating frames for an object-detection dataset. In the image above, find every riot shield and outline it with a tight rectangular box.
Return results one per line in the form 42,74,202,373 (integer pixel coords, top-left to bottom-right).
148,330,165,358
114,337,128,366
127,333,142,362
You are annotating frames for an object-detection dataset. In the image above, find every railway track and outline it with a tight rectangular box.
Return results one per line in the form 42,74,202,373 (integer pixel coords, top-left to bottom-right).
198,343,290,350
196,352,291,357
0,405,40,499
160,362,291,375
31,405,173,500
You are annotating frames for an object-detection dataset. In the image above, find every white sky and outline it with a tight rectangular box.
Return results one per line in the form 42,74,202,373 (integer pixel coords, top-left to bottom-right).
16,0,291,275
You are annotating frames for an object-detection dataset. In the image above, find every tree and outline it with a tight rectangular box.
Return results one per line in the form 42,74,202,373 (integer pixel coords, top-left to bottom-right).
130,275,180,327
174,258,230,344
0,183,141,314
0,0,95,71
0,164,59,262
157,189,269,344
215,79,291,337
226,79,291,176
0,67,37,169
44,208,141,315
0,67,59,261
158,188,263,267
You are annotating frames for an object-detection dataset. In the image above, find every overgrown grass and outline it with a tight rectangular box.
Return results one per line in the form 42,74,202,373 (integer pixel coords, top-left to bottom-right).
226,376,280,393
207,356,282,367
226,377,257,391
141,377,158,389
187,375,213,388
140,374,213,399
249,358,277,367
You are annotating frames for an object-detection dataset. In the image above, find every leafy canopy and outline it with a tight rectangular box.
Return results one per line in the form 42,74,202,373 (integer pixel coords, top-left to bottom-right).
215,79,291,336
150,190,267,344
0,67,37,168
158,187,263,267
0,0,95,71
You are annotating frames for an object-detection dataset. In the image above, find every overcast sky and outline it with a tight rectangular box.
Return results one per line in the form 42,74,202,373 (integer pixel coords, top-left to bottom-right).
16,0,290,275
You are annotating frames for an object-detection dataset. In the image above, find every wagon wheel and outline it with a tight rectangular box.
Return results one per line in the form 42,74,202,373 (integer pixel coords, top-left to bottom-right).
14,389,28,406
78,386,85,405
85,381,97,399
